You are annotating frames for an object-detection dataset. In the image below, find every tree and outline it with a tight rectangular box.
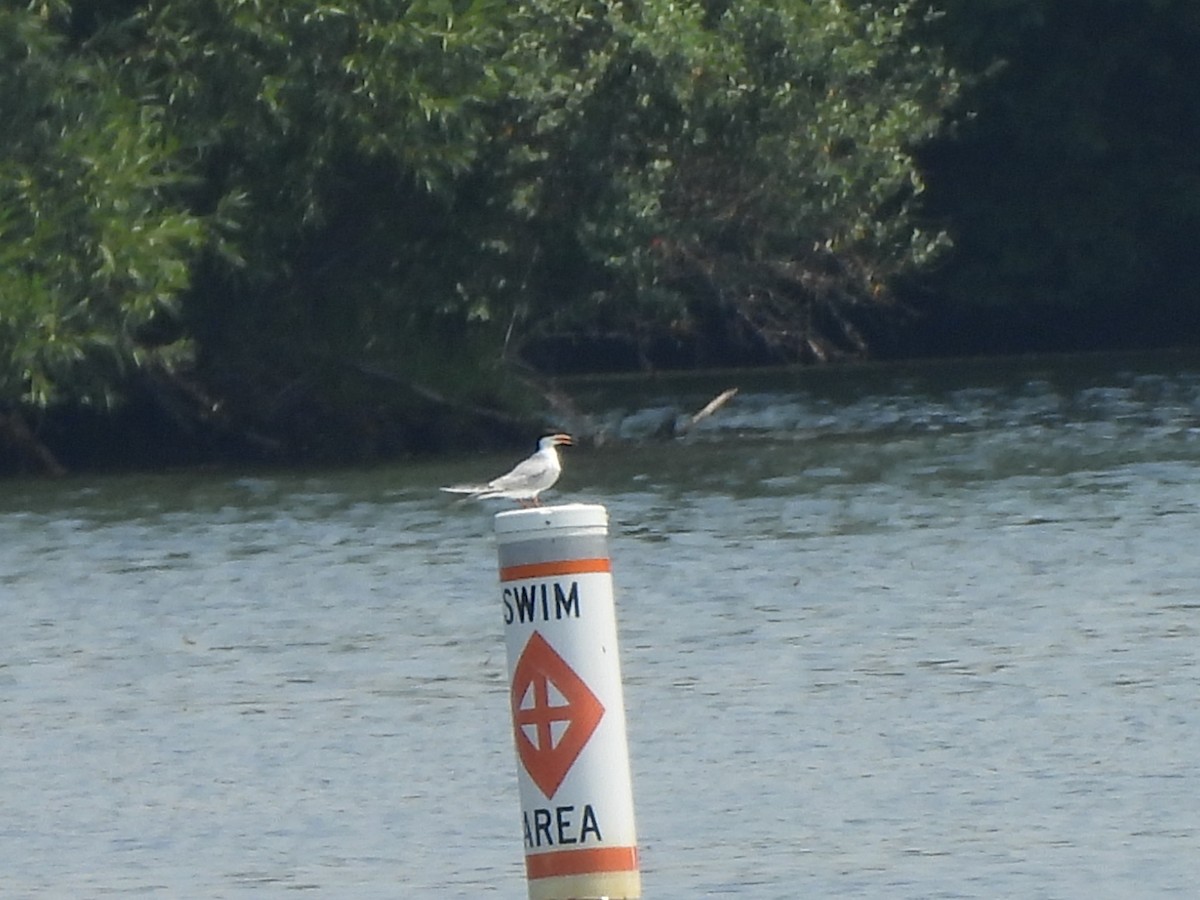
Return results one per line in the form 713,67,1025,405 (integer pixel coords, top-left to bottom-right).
3,0,963,469
0,5,203,470
482,0,958,367
112,0,957,434
99,0,545,456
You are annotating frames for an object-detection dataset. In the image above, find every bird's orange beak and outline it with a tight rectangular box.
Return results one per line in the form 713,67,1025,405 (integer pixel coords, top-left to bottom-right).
553,433,573,446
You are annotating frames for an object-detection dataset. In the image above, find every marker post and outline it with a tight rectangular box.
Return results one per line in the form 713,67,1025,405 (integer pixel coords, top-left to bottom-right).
495,504,641,900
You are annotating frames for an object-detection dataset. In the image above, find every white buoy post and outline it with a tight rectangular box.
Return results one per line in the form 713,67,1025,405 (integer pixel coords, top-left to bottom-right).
495,503,641,900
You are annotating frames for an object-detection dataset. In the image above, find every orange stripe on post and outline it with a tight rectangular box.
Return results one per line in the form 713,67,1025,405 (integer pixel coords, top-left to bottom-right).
525,846,639,880
499,557,611,582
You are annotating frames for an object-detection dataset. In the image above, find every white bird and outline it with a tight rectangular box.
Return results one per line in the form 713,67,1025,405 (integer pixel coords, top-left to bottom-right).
440,433,573,507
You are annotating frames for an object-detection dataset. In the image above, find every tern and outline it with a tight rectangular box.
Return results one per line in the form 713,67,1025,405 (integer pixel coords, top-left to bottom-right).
440,433,573,507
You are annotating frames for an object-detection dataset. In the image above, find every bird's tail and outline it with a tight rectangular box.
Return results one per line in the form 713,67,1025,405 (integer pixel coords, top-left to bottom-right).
440,484,487,496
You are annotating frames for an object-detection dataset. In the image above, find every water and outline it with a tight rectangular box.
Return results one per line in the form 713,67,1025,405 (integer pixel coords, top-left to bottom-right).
3,352,1200,898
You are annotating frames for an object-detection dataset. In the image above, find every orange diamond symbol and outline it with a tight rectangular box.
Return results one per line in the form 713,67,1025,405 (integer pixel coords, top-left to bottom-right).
511,631,605,799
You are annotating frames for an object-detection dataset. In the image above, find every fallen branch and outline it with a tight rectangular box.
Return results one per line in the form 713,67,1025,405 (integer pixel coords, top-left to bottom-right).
0,408,67,476
350,361,538,433
687,387,739,429
659,386,740,439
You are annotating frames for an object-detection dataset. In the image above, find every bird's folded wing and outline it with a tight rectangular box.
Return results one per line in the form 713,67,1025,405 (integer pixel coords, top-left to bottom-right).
486,456,551,492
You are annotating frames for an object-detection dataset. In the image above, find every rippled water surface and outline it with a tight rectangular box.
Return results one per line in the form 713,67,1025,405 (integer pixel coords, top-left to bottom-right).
4,352,1200,898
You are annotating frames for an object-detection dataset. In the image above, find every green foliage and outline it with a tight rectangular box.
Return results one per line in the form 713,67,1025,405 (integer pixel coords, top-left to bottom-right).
647,0,955,345
137,0,954,369
0,6,203,411
3,0,964,464
108,0,524,414
465,0,958,361
671,1,949,251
